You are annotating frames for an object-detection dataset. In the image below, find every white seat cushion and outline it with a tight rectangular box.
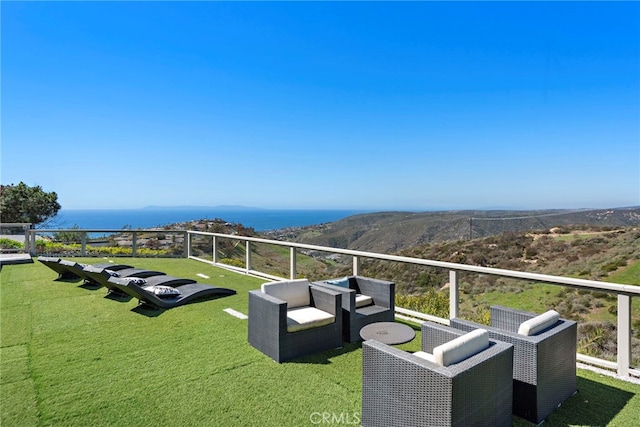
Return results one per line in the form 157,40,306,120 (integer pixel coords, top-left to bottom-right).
355,294,373,308
286,306,335,333
433,329,490,366
518,310,560,336
261,279,310,309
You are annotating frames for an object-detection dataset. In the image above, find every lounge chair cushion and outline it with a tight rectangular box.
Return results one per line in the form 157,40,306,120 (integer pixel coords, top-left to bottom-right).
144,285,181,298
355,294,373,308
122,277,147,285
286,306,335,332
261,279,310,309
518,309,560,336
431,329,490,366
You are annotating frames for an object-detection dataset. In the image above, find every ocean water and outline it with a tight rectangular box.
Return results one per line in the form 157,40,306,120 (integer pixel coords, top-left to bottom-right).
51,208,367,232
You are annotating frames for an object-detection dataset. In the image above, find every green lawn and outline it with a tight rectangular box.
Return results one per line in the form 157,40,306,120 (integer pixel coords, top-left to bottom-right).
607,259,640,285
1,257,639,426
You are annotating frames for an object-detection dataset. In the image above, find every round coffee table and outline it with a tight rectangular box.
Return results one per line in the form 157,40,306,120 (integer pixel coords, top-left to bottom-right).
359,322,416,345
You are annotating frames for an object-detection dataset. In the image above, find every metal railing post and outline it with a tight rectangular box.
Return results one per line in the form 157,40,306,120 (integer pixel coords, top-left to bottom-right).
81,233,87,256
617,294,632,377
183,231,189,258
245,241,251,272
212,235,218,263
23,225,30,254
353,256,360,276
132,232,137,257
27,230,34,255
290,247,297,279
32,231,37,256
449,270,459,319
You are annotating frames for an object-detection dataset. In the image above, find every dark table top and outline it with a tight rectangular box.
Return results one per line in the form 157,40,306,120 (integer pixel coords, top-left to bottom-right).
359,321,416,345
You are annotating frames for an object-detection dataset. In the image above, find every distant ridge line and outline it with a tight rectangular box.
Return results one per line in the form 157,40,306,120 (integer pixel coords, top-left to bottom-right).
279,206,640,253
470,208,596,221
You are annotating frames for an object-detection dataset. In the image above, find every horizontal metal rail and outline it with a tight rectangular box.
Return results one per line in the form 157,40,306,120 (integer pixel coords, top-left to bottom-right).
24,227,638,380
26,229,188,258
187,231,640,296
187,230,638,380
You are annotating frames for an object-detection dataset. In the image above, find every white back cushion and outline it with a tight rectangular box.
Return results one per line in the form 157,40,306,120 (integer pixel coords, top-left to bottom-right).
261,279,310,308
355,294,373,308
518,310,560,336
433,329,490,367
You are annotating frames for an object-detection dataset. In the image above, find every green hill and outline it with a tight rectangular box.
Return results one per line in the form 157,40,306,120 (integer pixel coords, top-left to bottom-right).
263,207,640,253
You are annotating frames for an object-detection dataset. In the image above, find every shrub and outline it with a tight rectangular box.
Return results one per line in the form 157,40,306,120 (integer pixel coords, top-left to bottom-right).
395,288,449,318
220,258,245,268
578,322,617,361
0,238,23,249
32,242,169,258
470,306,491,325
52,225,83,244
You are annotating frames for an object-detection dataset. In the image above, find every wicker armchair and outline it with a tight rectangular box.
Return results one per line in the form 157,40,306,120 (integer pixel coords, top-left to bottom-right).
248,279,343,363
362,322,514,427
313,276,395,342
450,305,577,424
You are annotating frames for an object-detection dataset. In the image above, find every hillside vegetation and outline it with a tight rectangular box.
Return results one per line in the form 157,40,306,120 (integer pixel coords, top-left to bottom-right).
266,207,640,253
261,208,640,366
298,225,640,365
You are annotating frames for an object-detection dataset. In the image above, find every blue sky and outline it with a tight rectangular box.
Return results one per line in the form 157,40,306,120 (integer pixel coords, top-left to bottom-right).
2,1,639,211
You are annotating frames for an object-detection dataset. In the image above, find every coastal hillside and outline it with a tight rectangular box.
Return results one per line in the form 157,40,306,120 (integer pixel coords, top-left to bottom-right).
301,225,640,365
263,207,640,254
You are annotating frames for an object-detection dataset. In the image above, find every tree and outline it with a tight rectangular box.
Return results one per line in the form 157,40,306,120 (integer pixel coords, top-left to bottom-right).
0,182,61,225
53,224,82,243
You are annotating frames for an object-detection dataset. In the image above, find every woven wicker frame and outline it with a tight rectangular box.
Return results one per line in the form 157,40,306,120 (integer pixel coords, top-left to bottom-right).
362,322,514,427
450,305,577,424
314,276,395,342
248,285,343,363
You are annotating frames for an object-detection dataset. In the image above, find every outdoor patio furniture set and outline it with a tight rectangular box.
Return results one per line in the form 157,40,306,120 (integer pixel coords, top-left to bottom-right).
37,256,236,309
39,257,577,425
248,275,396,363
248,275,577,426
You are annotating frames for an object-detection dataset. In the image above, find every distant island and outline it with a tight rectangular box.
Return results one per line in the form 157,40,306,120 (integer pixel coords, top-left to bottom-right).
141,205,267,211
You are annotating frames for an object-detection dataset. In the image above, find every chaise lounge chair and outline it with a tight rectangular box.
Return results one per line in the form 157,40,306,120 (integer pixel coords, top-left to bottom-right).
38,257,133,281
82,265,172,294
107,276,236,310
